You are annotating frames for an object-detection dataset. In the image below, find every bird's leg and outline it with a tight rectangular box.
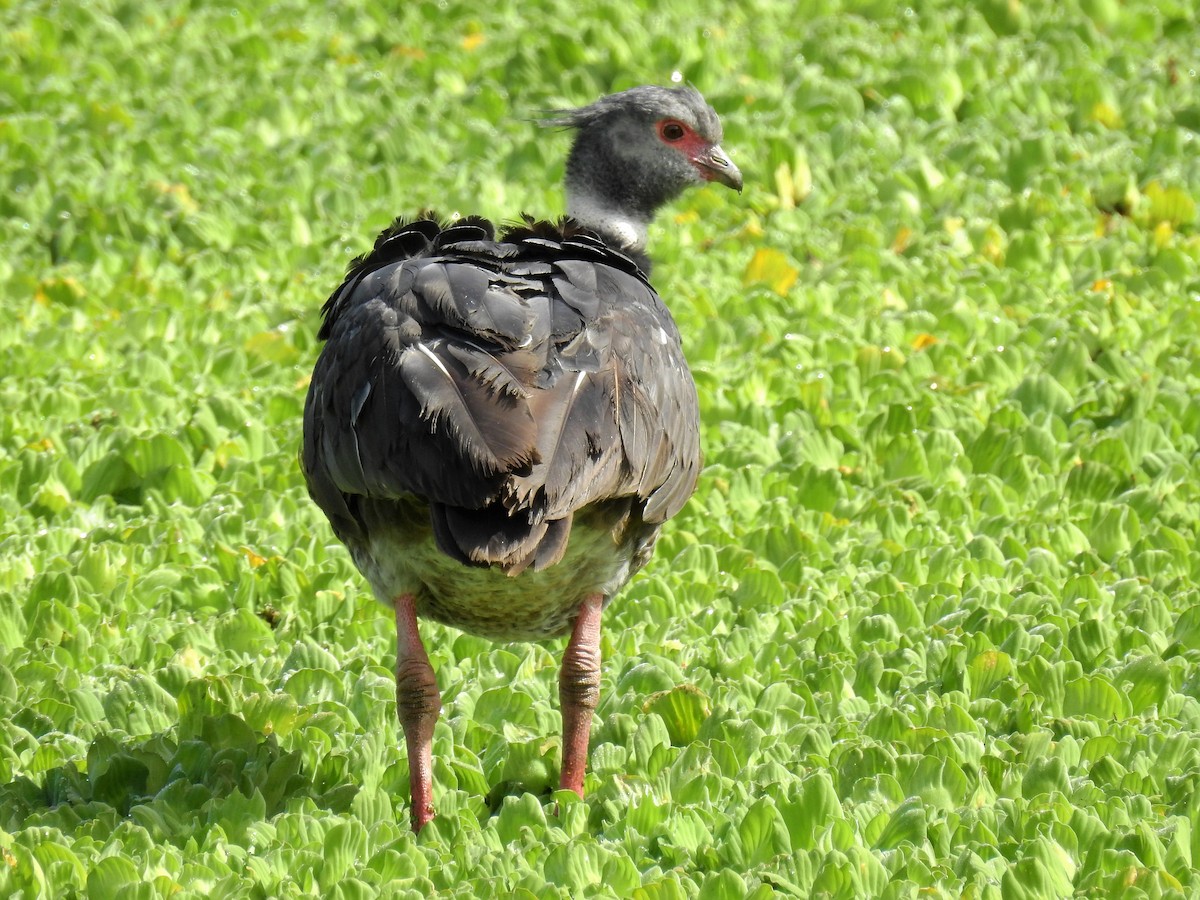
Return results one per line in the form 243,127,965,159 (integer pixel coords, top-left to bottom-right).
394,594,441,832
559,592,604,797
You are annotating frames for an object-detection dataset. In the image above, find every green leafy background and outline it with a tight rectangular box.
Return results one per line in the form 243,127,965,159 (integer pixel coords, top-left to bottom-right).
3,0,1200,896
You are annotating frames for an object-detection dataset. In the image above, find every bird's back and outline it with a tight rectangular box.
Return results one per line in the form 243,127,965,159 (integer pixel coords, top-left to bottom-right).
301,216,700,638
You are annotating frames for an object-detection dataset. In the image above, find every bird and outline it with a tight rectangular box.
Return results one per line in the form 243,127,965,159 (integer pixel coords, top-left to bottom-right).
301,84,741,831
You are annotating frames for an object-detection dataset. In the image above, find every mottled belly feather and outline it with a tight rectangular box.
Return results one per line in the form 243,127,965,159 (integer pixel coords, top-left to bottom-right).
348,501,654,641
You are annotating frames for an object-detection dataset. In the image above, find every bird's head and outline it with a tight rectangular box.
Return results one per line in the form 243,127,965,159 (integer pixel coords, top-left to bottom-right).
542,85,742,255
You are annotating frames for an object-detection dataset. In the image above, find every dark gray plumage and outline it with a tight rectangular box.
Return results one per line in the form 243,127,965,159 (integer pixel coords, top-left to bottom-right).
303,217,699,629
301,85,741,830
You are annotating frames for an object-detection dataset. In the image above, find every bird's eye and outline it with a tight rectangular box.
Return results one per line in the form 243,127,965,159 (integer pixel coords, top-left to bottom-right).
659,121,687,142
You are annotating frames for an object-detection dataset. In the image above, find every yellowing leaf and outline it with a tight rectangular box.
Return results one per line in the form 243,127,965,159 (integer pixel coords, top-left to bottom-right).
773,151,812,208
891,226,914,254
791,153,813,203
35,276,87,306
738,217,765,239
244,330,300,364
978,224,1006,264
1090,101,1122,128
773,163,794,210
1144,180,1197,227
911,333,938,351
743,248,798,296
1090,278,1112,292
88,100,134,129
291,210,312,246
241,547,268,568
151,180,198,215
461,32,485,51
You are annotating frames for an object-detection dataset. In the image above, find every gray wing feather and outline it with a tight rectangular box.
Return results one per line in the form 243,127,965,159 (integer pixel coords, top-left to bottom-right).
398,342,537,475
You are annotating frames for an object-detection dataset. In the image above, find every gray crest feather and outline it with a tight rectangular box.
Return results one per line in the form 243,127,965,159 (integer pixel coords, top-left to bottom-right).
539,84,723,142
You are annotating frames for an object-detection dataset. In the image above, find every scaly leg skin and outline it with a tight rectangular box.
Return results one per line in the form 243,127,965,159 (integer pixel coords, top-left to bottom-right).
394,594,441,832
558,593,604,798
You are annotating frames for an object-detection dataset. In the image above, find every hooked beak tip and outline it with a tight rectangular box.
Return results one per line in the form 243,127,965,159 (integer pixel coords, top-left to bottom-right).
696,145,743,192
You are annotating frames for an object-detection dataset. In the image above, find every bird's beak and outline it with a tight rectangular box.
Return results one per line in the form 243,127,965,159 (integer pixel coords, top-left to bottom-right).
695,145,743,192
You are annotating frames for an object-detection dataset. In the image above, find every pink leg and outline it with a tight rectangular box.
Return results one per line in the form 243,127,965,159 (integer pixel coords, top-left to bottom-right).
559,593,604,797
394,594,441,832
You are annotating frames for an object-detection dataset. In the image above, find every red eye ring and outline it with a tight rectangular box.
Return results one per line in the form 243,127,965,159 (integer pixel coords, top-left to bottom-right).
658,120,687,142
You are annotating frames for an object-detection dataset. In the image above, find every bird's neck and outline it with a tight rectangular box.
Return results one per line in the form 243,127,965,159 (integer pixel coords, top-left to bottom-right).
563,132,668,263
565,192,650,256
